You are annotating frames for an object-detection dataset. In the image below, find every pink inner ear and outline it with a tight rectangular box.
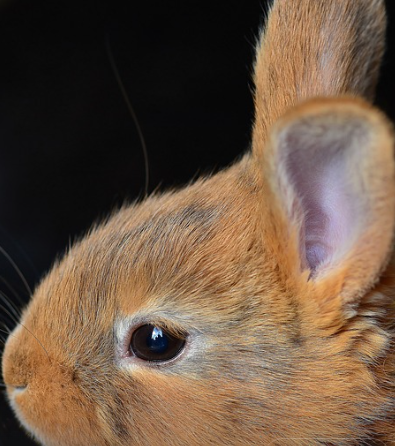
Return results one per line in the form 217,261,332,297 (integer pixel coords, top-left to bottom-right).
281,128,361,274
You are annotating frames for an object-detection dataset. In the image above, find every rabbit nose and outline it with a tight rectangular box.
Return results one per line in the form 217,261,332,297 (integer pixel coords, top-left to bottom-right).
1,325,39,390
2,347,26,390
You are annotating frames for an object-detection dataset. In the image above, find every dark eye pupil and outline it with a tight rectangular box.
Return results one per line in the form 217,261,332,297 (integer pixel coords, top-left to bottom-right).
130,324,186,362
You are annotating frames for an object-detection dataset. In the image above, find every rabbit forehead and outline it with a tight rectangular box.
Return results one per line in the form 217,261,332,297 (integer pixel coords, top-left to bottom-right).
25,162,284,346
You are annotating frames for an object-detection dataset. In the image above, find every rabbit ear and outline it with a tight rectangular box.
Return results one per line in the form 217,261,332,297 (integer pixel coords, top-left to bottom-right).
260,98,395,312
253,0,386,135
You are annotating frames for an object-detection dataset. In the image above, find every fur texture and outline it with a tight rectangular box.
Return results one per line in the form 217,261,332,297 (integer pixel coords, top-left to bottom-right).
3,0,395,445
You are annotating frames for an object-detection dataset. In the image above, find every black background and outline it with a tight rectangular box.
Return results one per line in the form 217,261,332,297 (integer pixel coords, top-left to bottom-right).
0,0,395,444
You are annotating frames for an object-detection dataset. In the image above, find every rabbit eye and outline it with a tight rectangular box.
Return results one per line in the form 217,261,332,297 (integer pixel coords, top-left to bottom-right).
130,324,186,362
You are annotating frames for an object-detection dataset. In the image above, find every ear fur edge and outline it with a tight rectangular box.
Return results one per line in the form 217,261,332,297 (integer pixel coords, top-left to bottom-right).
262,97,395,315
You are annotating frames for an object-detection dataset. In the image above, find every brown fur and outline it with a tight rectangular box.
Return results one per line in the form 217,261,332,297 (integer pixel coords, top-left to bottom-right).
3,0,395,445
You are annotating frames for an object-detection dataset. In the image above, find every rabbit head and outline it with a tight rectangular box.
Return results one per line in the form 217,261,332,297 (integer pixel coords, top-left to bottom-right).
3,1,395,445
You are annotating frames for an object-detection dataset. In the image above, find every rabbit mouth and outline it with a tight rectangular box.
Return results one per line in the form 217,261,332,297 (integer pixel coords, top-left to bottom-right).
8,384,27,397
6,388,41,444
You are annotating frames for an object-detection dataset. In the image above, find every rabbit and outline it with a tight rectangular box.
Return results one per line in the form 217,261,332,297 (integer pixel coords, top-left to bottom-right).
2,0,395,444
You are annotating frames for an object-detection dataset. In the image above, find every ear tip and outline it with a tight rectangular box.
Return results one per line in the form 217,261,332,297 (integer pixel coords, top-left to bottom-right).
271,96,395,152
273,96,388,124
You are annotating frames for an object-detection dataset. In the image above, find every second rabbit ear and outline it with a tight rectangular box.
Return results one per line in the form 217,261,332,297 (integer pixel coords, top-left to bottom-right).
260,98,395,311
253,0,387,132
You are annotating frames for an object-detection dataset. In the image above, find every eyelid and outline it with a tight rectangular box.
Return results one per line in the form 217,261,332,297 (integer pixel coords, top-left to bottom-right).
115,321,207,373
114,315,189,359
130,324,187,362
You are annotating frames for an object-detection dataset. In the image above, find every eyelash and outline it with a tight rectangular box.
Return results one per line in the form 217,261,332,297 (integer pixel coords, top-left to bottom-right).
117,319,189,366
129,323,187,363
